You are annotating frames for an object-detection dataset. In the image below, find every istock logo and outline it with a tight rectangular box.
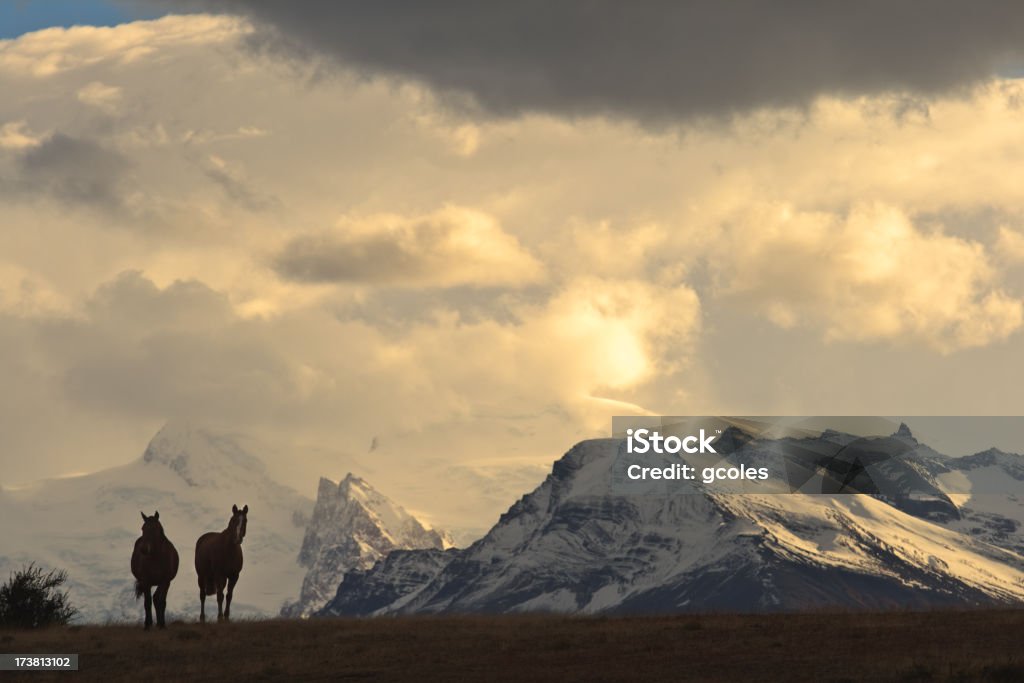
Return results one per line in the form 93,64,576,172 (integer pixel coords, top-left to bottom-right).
626,428,717,454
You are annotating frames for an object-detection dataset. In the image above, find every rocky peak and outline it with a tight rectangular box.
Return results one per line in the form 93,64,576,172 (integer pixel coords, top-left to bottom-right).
893,422,917,442
282,473,451,618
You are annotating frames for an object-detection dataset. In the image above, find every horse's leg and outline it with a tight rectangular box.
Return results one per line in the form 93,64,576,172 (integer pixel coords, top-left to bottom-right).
198,575,206,623
225,574,238,621
216,578,225,622
143,586,153,631
155,583,168,629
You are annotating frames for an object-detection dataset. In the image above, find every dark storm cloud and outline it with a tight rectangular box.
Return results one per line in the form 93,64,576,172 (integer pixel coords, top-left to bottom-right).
11,133,130,209
164,1,1024,122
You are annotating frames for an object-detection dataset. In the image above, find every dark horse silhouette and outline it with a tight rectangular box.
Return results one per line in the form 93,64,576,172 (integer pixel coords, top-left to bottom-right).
130,511,179,630
195,504,248,622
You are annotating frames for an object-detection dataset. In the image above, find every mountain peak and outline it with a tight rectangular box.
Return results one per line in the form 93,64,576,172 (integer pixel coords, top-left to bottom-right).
954,447,1021,470
893,422,916,442
141,421,266,487
283,473,451,618
317,476,337,498
339,472,368,492
319,473,377,507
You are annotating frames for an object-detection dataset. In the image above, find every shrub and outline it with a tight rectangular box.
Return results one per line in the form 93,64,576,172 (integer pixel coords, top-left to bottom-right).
0,564,77,628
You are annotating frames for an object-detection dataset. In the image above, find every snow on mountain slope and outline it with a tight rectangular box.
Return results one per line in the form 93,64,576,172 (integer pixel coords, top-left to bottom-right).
321,435,1024,617
932,448,1024,557
0,422,312,623
281,474,452,617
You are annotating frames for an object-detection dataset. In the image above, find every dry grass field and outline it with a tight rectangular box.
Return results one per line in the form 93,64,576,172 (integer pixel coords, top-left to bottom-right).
3,610,1024,682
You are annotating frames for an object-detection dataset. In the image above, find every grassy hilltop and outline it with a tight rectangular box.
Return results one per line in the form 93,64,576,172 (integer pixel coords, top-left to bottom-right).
3,611,1024,682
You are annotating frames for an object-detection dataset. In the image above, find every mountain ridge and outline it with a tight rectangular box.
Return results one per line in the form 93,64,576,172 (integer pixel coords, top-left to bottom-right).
319,432,1024,617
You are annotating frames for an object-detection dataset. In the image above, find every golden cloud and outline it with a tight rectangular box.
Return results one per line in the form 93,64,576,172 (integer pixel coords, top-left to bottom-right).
713,203,1022,352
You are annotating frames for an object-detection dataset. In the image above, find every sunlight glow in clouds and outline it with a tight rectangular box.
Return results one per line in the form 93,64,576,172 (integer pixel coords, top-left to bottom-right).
3,14,1024,522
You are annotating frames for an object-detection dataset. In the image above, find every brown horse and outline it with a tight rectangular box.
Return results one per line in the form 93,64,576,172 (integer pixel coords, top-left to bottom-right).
194,504,247,622
130,511,179,630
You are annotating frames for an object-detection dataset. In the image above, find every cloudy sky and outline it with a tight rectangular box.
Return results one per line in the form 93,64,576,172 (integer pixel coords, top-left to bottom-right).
5,2,1024,530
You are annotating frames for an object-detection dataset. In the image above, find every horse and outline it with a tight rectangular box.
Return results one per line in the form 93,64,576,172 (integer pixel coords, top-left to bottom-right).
130,511,179,630
194,504,248,623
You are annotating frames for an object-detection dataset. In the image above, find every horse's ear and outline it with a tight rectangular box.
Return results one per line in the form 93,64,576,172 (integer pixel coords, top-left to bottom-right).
141,511,147,522
242,505,248,514
232,504,238,515
154,511,159,520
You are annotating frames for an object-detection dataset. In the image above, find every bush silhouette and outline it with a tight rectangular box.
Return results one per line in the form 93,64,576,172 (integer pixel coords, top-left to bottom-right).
0,564,77,628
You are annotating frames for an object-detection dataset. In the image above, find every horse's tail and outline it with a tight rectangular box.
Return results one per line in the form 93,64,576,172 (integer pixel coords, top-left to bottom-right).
134,580,144,600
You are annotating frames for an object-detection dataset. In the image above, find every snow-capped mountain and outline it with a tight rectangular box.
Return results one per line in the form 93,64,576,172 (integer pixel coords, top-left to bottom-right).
0,422,312,623
937,449,1024,557
281,474,452,617
319,426,1024,616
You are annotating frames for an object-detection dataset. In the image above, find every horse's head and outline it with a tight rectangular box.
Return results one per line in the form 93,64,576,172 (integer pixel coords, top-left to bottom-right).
139,511,164,555
229,504,248,545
